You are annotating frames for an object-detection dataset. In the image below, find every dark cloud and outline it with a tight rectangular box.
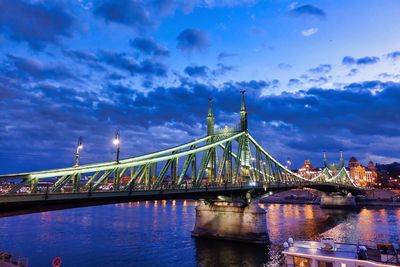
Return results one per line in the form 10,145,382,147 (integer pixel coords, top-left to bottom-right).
1,69,400,172
386,51,400,60
342,56,380,66
93,0,152,30
176,28,210,53
184,65,209,78
288,78,302,87
347,68,358,77
0,0,76,50
129,37,170,57
378,73,400,80
308,64,332,74
184,63,234,78
98,50,168,77
278,63,292,70
289,4,326,19
217,52,239,61
4,54,75,81
211,63,235,76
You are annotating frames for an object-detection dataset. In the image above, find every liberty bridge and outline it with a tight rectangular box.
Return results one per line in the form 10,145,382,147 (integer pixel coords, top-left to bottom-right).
0,92,361,215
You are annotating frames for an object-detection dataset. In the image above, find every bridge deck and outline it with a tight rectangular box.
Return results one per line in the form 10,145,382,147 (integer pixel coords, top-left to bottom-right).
0,185,264,217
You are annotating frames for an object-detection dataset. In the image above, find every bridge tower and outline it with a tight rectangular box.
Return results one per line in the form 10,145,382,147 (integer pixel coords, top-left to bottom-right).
206,97,216,182
239,90,251,181
207,97,215,136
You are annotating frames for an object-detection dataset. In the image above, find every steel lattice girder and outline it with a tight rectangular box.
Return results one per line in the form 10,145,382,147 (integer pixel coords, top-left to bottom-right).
0,131,360,193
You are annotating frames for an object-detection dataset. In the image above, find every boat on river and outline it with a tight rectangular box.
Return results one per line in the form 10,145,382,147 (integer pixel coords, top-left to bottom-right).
0,251,27,267
282,238,400,267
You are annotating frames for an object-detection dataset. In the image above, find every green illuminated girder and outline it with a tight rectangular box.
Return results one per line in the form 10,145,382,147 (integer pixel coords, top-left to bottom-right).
153,160,172,189
233,136,244,180
73,173,81,192
7,178,31,194
216,141,231,183
177,145,196,185
195,148,213,186
114,167,128,191
31,177,38,193
124,165,146,190
84,171,101,188
51,174,72,192
92,169,114,191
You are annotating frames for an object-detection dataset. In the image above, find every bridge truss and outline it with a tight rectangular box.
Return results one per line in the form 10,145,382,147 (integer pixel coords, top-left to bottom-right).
0,93,359,195
0,130,311,194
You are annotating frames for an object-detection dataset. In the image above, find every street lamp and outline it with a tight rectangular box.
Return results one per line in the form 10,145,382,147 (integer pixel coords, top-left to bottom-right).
74,136,83,167
113,129,120,163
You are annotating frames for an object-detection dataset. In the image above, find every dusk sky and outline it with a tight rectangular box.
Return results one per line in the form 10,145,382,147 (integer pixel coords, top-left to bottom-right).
1,0,400,174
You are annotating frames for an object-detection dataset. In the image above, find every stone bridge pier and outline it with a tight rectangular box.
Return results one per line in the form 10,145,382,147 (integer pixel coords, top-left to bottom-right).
191,200,269,243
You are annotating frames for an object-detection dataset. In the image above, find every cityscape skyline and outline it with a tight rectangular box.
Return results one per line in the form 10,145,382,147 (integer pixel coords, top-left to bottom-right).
0,0,400,173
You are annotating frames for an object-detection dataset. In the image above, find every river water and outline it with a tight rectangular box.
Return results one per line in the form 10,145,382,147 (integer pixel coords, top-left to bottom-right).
0,201,399,267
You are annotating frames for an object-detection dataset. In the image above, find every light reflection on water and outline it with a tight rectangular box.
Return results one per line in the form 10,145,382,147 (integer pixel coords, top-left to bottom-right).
0,201,399,267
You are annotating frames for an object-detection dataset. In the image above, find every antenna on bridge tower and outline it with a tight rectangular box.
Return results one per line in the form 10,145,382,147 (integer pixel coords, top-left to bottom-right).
240,90,248,132
339,151,344,168
207,97,215,136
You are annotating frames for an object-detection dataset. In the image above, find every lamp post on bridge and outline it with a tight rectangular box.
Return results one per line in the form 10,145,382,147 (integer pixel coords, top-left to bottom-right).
74,136,83,167
113,130,121,164
113,129,121,190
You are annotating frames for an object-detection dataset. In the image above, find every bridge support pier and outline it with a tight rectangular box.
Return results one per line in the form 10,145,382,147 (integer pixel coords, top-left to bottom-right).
191,201,269,243
320,193,356,209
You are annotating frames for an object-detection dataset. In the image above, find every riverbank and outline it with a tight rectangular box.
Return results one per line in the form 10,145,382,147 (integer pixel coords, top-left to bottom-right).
259,189,400,207
261,197,400,207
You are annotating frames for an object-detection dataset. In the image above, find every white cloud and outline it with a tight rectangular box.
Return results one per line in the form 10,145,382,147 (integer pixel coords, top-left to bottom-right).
301,28,319,37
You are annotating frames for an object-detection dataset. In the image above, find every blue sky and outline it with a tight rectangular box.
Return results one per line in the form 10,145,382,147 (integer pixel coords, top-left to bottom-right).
0,0,400,173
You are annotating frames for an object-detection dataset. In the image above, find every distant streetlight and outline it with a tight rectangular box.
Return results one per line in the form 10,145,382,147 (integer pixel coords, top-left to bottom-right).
113,130,120,163
74,136,83,167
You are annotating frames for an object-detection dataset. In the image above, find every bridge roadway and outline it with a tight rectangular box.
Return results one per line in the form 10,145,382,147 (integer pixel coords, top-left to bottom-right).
0,182,362,217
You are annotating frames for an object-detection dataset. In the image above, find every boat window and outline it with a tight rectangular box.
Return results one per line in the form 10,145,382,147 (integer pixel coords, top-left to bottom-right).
293,256,311,267
318,261,333,267
341,264,347,267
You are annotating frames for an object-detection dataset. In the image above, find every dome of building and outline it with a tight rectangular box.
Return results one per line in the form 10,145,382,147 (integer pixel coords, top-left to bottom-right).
348,156,360,168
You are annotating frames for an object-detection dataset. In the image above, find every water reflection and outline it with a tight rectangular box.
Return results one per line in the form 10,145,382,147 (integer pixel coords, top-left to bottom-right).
0,202,398,267
195,238,268,267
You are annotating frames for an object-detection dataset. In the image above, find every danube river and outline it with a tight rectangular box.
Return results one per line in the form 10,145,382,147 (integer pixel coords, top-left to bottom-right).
1,201,399,266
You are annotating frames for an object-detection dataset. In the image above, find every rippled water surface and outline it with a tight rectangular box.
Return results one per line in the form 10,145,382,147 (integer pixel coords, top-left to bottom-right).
0,201,399,267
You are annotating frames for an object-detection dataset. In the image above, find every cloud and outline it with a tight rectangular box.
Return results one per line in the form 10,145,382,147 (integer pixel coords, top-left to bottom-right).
289,4,326,19
129,37,170,57
308,64,332,74
288,78,302,87
4,54,76,81
202,0,256,7
386,51,400,60
0,0,76,50
98,50,168,77
184,63,234,78
93,0,152,30
217,52,238,61
342,56,380,66
301,28,319,37
278,63,293,70
176,28,210,53
184,65,209,78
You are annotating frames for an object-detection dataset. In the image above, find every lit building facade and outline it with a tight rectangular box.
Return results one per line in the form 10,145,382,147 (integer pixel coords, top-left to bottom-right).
297,160,320,180
347,157,377,187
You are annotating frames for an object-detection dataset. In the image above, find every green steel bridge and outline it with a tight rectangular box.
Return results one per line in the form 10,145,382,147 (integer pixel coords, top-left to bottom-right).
0,92,361,215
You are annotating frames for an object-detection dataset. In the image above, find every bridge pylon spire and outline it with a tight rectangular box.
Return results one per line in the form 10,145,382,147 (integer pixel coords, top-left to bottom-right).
323,151,328,168
240,90,248,132
207,97,215,136
339,151,344,168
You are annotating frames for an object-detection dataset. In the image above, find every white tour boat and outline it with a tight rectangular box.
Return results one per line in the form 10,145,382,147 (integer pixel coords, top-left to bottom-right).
282,238,400,267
